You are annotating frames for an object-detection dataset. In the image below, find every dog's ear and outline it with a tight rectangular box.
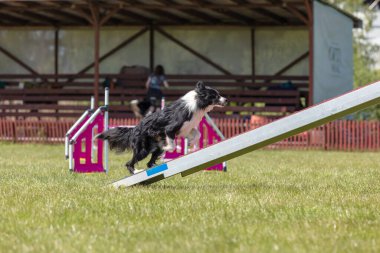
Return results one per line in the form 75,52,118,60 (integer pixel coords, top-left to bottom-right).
196,81,205,91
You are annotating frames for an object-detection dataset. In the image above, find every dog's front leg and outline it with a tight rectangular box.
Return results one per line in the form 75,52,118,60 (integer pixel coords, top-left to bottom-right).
188,128,201,146
163,135,176,152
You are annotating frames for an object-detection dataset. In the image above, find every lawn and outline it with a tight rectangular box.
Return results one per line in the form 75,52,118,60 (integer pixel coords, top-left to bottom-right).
0,142,380,253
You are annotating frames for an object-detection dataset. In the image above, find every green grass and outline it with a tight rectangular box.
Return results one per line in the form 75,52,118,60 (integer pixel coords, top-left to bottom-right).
1,143,380,253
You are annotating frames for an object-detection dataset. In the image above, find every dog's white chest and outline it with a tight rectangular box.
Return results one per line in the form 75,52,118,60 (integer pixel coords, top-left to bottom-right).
179,111,204,137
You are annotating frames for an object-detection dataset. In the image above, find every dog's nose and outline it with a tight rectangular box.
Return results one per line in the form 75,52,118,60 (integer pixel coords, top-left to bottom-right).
220,97,227,106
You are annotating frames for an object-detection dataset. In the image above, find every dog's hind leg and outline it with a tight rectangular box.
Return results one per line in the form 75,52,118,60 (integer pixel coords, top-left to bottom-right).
146,147,164,168
163,132,176,152
125,159,137,175
125,149,150,174
188,128,201,146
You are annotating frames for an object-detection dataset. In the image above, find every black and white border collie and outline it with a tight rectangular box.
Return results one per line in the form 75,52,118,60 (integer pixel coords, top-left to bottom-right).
97,81,227,175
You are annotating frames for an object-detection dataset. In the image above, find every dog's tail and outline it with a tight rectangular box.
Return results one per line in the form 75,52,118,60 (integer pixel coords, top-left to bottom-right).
96,127,134,153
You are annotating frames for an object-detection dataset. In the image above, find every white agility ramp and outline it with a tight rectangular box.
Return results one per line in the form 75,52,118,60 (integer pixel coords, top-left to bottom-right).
112,82,380,188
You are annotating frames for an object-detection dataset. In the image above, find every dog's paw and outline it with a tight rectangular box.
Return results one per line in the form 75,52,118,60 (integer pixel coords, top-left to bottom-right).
163,145,175,152
125,165,136,175
147,162,157,168
133,168,145,174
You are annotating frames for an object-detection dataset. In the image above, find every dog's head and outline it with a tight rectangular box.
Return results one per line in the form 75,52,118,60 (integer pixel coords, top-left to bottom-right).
194,81,227,111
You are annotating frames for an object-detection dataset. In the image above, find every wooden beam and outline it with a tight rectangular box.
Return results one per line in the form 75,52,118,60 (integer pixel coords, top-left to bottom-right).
231,0,287,24
304,0,312,20
74,7,93,25
89,1,100,106
255,8,287,24
123,0,188,23
129,0,215,23
32,10,86,25
0,12,28,25
284,4,309,25
155,27,232,75
116,9,152,23
150,25,155,72
68,27,149,81
113,3,306,10
0,2,307,12
60,10,92,24
251,28,255,81
0,10,55,25
198,0,256,24
269,51,309,81
29,1,87,24
305,0,313,105
148,9,188,23
0,45,46,81
100,7,122,26
55,28,59,83
154,0,220,23
178,9,220,23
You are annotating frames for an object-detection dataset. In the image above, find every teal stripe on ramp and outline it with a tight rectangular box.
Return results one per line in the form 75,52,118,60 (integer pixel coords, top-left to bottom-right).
146,164,168,176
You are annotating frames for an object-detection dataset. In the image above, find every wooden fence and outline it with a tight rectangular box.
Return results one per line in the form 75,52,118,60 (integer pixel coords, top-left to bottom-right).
0,117,379,151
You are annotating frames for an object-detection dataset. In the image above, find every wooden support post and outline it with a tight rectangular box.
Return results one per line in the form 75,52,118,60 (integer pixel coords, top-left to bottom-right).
54,28,59,84
90,3,100,106
94,22,100,106
0,45,47,82
305,0,313,106
149,25,155,72
251,27,255,82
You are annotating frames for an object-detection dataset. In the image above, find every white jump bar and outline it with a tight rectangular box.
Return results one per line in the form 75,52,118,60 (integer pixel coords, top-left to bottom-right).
112,81,380,188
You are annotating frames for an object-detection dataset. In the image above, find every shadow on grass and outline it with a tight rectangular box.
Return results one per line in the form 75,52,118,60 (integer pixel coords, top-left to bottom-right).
126,181,311,194
140,183,259,191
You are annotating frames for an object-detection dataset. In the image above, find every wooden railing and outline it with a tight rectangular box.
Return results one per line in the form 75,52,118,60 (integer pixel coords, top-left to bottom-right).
0,74,308,119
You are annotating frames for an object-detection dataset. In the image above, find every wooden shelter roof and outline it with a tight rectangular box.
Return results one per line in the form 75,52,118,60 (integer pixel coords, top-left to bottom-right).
0,0,361,28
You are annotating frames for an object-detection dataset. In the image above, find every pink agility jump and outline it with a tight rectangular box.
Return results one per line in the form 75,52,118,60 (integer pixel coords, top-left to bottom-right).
65,88,109,173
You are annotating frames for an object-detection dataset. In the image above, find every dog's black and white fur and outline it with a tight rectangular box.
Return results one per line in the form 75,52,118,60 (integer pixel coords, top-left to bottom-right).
97,81,227,174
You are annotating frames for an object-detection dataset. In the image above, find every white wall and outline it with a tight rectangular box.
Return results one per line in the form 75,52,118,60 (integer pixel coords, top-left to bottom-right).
0,29,55,74
155,27,251,74
0,27,309,76
255,28,309,76
59,28,149,73
313,0,354,104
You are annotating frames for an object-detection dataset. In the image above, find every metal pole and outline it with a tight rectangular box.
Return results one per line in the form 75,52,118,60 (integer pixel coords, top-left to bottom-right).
65,110,90,158
90,95,95,161
104,87,109,173
70,107,103,142
65,136,69,159
205,113,225,140
91,96,95,110
161,97,165,109
184,138,189,155
69,143,73,171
